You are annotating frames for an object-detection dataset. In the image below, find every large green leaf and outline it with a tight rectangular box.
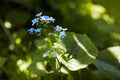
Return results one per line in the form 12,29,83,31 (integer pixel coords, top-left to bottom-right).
28,62,48,76
68,69,100,80
33,38,52,62
94,46,120,80
57,32,98,71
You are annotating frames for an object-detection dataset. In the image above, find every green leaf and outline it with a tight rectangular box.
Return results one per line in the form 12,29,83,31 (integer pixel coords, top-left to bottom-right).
94,46,120,80
68,69,100,80
33,38,52,62
0,57,6,68
28,62,48,76
57,32,98,71
28,38,52,75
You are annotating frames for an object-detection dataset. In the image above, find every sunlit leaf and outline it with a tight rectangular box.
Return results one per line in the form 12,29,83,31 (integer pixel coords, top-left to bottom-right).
94,46,120,80
33,38,52,62
28,38,53,75
57,32,98,71
28,62,48,76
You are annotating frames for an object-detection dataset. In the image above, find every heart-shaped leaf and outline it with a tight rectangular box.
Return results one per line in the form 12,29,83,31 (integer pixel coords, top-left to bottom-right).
57,32,98,71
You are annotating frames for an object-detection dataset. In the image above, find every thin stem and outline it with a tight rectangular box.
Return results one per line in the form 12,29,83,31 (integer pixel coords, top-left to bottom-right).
0,19,13,43
0,19,18,53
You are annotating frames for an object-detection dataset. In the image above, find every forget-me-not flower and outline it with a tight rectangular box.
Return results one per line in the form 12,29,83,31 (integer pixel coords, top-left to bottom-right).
32,18,39,26
28,28,34,33
49,17,55,22
60,31,66,39
34,28,42,33
44,50,50,57
41,16,49,20
54,25,67,38
55,25,62,31
28,28,42,33
52,51,56,57
41,16,55,23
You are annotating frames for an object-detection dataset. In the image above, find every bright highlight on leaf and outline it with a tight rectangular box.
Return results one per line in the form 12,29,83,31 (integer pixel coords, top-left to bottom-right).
4,21,12,28
15,38,21,45
17,59,31,71
57,32,98,71
87,3,106,19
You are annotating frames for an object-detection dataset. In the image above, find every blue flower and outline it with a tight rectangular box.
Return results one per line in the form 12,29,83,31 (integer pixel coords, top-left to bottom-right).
28,28,42,33
36,12,42,17
52,51,56,57
28,28,34,33
55,25,62,31
49,17,55,22
44,50,50,57
41,16,49,20
60,31,66,39
40,16,55,23
34,28,42,33
31,18,39,26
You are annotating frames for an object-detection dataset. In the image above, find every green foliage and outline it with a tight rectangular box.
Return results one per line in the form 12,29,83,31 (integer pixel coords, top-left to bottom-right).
28,32,98,74
94,46,120,80
57,32,98,71
92,0,120,22
0,57,6,68
0,0,120,80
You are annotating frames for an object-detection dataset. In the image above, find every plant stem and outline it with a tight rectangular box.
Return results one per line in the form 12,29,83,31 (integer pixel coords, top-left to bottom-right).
0,19,18,53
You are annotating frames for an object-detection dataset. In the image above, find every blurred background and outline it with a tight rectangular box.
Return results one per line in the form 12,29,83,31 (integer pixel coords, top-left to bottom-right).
0,0,120,80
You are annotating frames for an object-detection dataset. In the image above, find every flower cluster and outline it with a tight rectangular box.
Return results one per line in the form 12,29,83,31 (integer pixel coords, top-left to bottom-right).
28,12,67,39
41,16,55,23
36,12,55,23
55,25,67,39
28,12,68,57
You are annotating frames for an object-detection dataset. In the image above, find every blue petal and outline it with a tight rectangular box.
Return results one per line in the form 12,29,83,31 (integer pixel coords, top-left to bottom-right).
41,16,49,20
31,18,39,26
52,51,56,57
41,16,55,23
49,17,55,22
45,50,50,57
55,25,62,31
34,28,42,33
60,31,66,39
28,28,34,33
